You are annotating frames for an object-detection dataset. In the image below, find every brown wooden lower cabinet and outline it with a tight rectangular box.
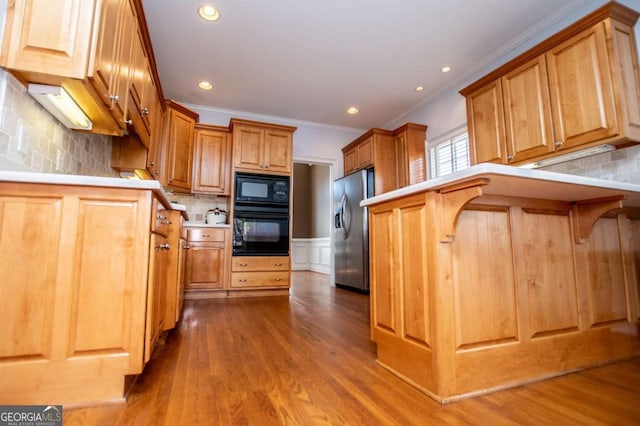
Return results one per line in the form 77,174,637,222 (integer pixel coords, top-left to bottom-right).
230,256,291,290
365,166,640,403
184,227,229,297
0,180,185,406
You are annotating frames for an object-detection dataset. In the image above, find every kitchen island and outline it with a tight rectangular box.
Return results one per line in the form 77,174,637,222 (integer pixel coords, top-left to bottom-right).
362,164,640,403
0,171,186,405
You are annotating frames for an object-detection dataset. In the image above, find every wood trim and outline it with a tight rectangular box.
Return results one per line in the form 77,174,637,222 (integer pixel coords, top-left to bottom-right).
460,2,640,96
341,128,394,153
438,185,484,241
392,122,428,136
194,123,230,132
229,118,297,133
165,99,199,121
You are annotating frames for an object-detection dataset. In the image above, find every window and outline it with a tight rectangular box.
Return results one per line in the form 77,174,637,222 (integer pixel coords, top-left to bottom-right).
428,133,470,179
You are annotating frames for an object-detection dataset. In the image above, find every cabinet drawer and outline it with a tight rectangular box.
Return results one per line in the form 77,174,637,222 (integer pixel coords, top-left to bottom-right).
231,271,290,288
232,256,290,271
187,228,226,242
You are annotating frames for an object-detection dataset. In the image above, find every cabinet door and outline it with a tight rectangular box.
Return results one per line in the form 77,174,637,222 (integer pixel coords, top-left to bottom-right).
357,137,374,169
111,0,136,127
145,234,167,363
185,243,225,290
233,125,264,171
0,0,96,78
344,148,358,174
395,132,409,187
127,25,151,147
502,56,555,163
466,80,507,164
90,0,124,109
147,88,164,181
193,129,231,194
546,23,618,150
165,109,195,191
264,128,292,173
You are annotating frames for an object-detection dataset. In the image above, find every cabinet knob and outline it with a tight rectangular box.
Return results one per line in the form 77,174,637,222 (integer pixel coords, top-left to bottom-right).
507,155,513,161
109,94,119,103
142,107,149,116
202,234,210,237
239,263,248,266
124,119,133,125
554,141,564,147
274,277,282,282
149,161,155,166
274,263,283,266
239,279,247,282
160,243,171,250
183,245,190,249
157,214,166,220
162,220,172,225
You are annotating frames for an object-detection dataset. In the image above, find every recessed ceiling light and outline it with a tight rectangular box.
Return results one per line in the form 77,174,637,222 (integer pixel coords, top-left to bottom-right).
415,86,424,92
198,4,220,21
198,81,213,90
441,66,452,73
347,106,359,115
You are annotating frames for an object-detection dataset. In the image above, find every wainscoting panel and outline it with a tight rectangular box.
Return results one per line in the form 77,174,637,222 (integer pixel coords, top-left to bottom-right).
291,238,330,274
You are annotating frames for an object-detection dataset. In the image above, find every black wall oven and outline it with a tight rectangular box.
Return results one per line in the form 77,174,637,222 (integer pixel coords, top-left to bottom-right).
233,173,290,256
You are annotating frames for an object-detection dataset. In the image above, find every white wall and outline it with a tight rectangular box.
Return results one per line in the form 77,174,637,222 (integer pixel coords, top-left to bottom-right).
184,103,363,179
386,0,640,148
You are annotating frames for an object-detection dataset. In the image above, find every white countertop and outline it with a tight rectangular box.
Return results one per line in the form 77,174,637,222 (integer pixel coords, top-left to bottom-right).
361,164,640,208
0,170,177,209
184,221,230,228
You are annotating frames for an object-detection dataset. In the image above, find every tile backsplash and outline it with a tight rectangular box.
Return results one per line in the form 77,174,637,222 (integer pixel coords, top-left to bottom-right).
169,193,230,223
540,144,640,184
0,70,116,176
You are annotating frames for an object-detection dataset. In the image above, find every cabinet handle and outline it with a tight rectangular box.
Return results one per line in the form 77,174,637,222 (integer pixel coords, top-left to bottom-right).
162,220,172,225
109,94,119,103
183,245,190,249
507,155,513,161
240,263,248,266
202,234,210,237
124,119,133,125
160,243,171,250
274,263,283,266
149,161,155,166
239,279,247,282
554,141,564,147
274,277,282,281
157,214,166,220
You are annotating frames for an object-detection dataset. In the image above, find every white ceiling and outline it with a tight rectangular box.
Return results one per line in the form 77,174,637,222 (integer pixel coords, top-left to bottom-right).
143,0,598,130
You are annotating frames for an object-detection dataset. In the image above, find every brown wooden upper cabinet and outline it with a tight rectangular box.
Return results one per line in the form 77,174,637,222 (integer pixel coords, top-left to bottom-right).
163,101,198,192
0,0,162,144
342,123,427,194
460,2,640,166
193,124,232,195
230,119,296,175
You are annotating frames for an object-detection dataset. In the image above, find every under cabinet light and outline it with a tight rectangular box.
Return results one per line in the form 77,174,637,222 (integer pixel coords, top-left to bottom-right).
521,144,615,169
28,84,92,130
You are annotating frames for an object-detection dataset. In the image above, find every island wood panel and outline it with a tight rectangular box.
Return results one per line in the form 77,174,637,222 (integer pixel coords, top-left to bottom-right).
369,208,396,335
0,196,62,360
466,80,506,164
512,208,579,338
369,194,436,393
452,207,518,350
502,56,555,162
546,22,619,149
399,203,430,347
587,217,628,326
0,183,152,404
632,218,640,318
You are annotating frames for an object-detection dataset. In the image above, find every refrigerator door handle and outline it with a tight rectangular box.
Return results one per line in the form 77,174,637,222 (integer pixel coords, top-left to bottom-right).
340,193,348,239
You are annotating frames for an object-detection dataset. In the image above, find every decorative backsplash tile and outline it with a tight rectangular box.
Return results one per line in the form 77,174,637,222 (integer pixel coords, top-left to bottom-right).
540,144,640,184
0,70,116,176
169,193,230,223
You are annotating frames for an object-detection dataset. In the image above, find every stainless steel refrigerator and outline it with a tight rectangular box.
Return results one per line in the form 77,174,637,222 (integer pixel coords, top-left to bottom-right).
333,168,374,292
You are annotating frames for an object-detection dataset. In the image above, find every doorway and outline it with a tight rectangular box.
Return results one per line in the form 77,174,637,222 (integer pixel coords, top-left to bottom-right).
291,160,333,279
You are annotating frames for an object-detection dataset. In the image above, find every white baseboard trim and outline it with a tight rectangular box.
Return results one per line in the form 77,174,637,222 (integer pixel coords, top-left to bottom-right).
291,238,330,275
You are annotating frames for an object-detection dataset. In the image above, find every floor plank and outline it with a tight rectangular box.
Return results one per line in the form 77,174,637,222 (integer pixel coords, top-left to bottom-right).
64,271,640,425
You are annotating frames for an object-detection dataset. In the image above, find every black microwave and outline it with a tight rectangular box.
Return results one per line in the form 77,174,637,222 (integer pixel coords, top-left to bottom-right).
234,172,290,206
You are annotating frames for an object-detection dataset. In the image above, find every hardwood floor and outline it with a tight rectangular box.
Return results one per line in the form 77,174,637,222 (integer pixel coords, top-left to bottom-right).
64,271,640,425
